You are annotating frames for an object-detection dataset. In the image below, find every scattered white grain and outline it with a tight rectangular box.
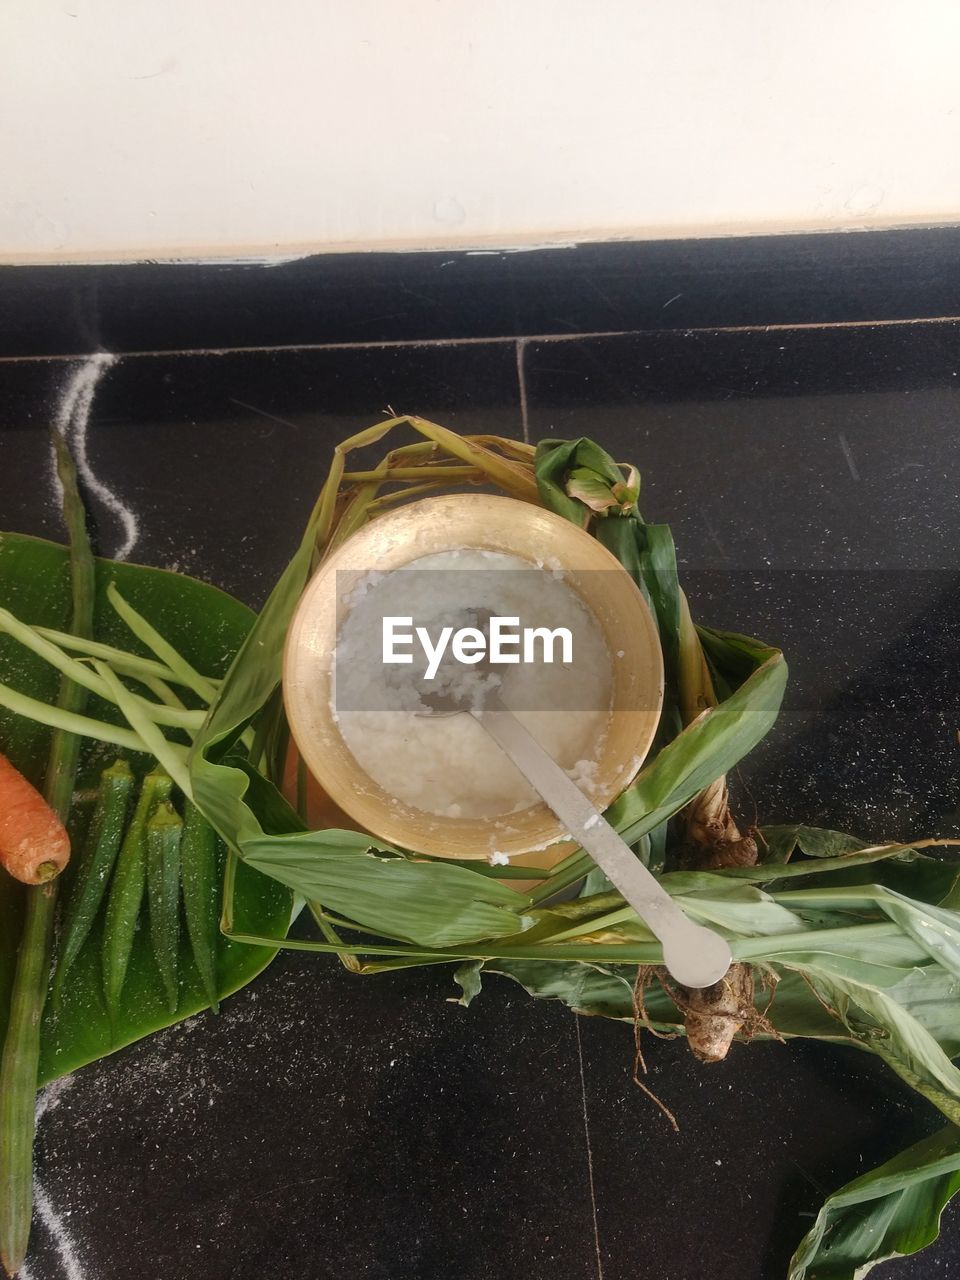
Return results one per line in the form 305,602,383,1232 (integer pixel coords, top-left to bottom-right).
33,1181,89,1280
51,353,139,561
32,1077,90,1280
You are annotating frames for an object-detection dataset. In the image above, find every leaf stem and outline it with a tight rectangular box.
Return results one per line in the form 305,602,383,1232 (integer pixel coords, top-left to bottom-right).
0,884,57,1276
0,431,94,1276
33,627,205,689
106,583,218,703
0,680,146,753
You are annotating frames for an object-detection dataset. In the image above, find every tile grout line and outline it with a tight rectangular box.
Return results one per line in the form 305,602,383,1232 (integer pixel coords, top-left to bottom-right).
4,311,960,365
575,1018,605,1280
515,338,530,443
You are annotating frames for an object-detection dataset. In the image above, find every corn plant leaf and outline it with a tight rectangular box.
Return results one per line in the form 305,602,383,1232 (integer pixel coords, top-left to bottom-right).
788,1124,960,1280
672,885,809,937
593,519,682,735
534,437,635,525
0,533,291,1082
452,960,484,1007
763,825,869,860
565,467,628,514
607,637,787,845
874,888,960,980
484,959,640,1020
189,510,321,848
798,959,960,1125
534,438,681,729
242,833,531,947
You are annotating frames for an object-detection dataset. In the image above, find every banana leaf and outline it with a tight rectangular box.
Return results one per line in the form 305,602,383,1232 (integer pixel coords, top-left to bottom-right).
0,533,292,1082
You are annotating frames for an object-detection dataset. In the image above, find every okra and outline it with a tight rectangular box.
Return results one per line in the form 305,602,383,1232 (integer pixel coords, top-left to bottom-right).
102,768,172,1022
146,800,183,1014
53,758,134,1006
180,802,220,1012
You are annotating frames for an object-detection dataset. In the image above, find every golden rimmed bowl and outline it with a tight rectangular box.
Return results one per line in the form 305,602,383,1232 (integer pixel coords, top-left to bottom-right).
283,493,664,865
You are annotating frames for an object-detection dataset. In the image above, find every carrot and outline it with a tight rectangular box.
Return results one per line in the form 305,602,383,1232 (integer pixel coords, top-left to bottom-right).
0,752,71,885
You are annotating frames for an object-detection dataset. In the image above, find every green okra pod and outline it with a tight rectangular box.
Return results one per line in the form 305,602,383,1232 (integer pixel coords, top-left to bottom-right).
53,758,134,1005
102,768,172,1023
146,800,183,1014
180,801,220,1012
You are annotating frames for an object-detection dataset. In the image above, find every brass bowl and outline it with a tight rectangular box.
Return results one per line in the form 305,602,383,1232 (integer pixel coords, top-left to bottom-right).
283,493,664,862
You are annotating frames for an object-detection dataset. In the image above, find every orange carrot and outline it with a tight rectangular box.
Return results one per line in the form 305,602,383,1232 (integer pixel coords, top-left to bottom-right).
0,752,71,885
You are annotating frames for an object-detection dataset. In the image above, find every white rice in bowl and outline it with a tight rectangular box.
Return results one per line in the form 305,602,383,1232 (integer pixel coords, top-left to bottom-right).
332,549,613,820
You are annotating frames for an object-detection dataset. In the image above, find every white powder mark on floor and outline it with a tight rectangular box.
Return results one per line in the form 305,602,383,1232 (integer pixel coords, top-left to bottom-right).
51,353,139,561
32,1182,88,1280
35,1075,75,1124
30,1077,91,1280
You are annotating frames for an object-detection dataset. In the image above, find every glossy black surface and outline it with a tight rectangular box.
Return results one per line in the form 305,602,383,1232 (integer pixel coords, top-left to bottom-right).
1,287,958,1278
523,324,960,844
5,226,960,357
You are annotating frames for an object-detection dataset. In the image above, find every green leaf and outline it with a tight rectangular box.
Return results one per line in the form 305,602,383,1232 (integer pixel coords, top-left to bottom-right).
534,437,635,525
188,510,543,951
486,959,639,1020
762,825,869,861
242,833,531,948
593,520,682,732
565,467,627,514
789,1125,960,1280
452,960,483,1007
873,889,960,980
677,884,808,937
758,825,799,864
0,533,291,1082
607,637,787,844
189,510,319,855
799,959,960,1125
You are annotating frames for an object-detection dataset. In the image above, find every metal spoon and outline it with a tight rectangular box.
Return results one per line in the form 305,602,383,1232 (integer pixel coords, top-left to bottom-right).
418,674,732,990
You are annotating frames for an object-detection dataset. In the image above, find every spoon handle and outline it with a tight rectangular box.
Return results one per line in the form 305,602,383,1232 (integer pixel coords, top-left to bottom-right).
476,698,732,989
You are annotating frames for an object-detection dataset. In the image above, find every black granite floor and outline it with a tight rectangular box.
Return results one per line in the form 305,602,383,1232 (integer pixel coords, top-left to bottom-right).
1,308,958,1279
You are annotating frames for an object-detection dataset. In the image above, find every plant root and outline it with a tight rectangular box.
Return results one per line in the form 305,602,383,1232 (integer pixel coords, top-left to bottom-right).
658,776,785,1060
675,776,759,871
631,966,680,1132
635,963,784,1065
674,965,759,1063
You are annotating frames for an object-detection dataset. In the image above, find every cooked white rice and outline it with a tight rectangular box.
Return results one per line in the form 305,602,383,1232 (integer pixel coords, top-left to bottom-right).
332,549,612,819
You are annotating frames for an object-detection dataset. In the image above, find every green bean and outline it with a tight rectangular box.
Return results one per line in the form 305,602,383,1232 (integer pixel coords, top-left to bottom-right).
146,801,182,1014
180,802,220,1012
102,769,172,1024
53,759,134,1007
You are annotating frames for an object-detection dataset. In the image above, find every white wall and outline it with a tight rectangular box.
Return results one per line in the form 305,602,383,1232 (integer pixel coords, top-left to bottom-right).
2,0,959,264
